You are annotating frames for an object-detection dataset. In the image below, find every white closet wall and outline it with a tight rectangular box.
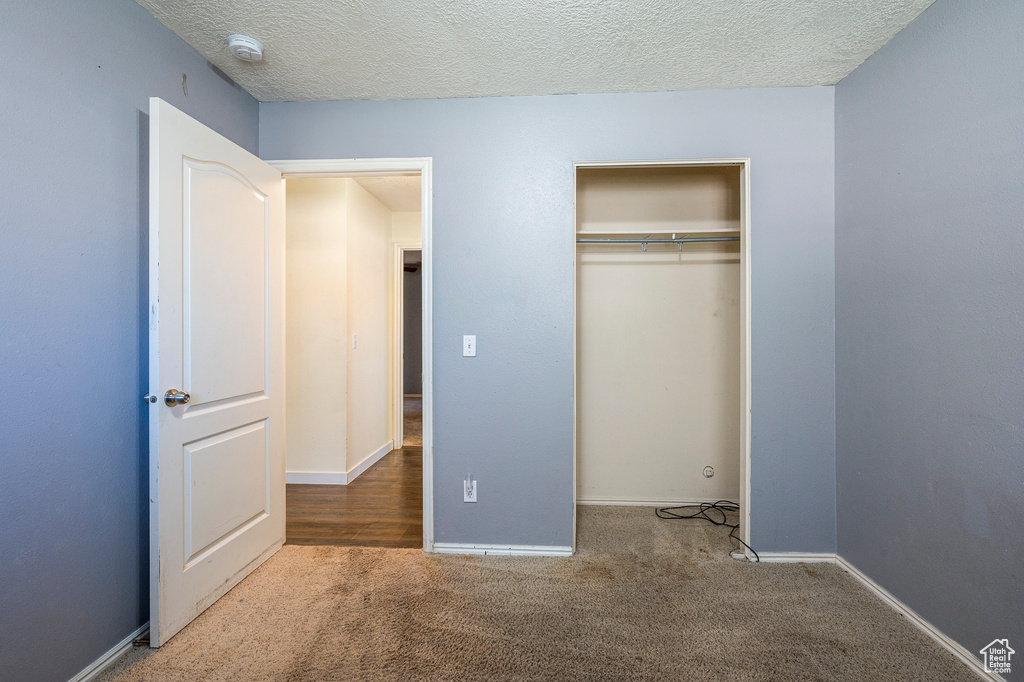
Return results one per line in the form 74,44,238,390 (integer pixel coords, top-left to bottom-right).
576,165,741,504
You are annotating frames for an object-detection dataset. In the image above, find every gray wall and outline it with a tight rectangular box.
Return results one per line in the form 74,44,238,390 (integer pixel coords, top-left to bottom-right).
404,254,423,395
0,1,258,680
262,88,837,550
836,0,1023,661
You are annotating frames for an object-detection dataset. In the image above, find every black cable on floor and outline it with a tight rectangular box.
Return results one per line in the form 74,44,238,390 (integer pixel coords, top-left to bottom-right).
656,501,760,562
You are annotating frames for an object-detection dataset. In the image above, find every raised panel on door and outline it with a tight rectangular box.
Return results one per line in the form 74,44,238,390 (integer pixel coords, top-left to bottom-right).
183,421,270,567
183,159,269,409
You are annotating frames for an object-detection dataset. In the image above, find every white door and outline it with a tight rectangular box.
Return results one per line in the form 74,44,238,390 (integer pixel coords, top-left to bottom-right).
148,98,285,646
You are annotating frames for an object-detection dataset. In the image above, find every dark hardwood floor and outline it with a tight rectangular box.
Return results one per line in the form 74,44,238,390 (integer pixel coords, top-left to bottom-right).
286,446,423,548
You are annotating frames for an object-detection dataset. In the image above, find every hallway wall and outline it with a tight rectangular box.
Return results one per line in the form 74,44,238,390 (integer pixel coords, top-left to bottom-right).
286,179,404,479
346,180,395,470
286,178,349,475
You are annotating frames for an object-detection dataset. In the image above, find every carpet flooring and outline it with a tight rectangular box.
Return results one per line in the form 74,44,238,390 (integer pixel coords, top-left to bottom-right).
98,507,975,681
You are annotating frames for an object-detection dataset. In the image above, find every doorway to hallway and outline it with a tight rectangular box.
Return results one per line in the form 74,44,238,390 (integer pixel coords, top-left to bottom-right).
275,162,430,550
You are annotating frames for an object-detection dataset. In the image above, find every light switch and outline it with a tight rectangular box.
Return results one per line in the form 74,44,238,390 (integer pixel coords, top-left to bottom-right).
463,335,476,357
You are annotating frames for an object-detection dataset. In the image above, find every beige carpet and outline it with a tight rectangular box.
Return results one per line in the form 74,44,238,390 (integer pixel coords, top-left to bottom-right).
99,507,974,681
403,396,422,447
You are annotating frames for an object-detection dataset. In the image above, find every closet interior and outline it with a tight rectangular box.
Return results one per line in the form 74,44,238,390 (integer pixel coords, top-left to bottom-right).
575,162,746,511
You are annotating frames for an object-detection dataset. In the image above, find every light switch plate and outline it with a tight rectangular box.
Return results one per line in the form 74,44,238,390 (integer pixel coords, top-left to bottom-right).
463,335,476,357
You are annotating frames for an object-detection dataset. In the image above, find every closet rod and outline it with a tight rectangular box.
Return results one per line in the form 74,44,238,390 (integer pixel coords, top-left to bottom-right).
575,236,739,244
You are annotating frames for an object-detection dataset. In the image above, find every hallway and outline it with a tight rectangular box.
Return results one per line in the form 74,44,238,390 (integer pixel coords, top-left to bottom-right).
403,395,422,447
285,446,422,548
285,398,424,548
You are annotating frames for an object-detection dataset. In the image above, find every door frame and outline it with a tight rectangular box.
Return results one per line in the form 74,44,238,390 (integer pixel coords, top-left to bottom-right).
393,242,422,448
268,157,435,552
572,158,752,556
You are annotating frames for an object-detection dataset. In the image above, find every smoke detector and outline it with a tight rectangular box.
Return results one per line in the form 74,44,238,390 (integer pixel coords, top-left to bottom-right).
227,34,263,62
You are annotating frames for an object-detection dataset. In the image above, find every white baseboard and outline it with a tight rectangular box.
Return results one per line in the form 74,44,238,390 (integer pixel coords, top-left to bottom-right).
835,555,1001,681
432,543,573,557
69,623,149,682
758,552,837,563
346,440,394,483
576,497,739,507
286,440,394,486
286,470,348,485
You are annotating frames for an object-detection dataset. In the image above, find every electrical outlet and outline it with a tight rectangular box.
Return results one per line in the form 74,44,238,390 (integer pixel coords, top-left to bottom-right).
464,476,477,503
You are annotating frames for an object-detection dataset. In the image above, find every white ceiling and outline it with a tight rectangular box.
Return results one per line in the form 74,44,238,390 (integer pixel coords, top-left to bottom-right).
137,0,934,102
355,175,421,212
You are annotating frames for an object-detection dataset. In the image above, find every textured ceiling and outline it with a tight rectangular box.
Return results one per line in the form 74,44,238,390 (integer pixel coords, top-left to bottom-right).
355,175,421,212
137,0,935,102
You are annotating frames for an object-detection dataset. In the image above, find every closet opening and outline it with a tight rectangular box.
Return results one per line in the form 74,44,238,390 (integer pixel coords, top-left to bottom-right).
573,159,752,557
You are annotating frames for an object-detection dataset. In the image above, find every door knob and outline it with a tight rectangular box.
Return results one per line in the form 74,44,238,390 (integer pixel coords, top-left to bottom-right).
164,389,190,407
